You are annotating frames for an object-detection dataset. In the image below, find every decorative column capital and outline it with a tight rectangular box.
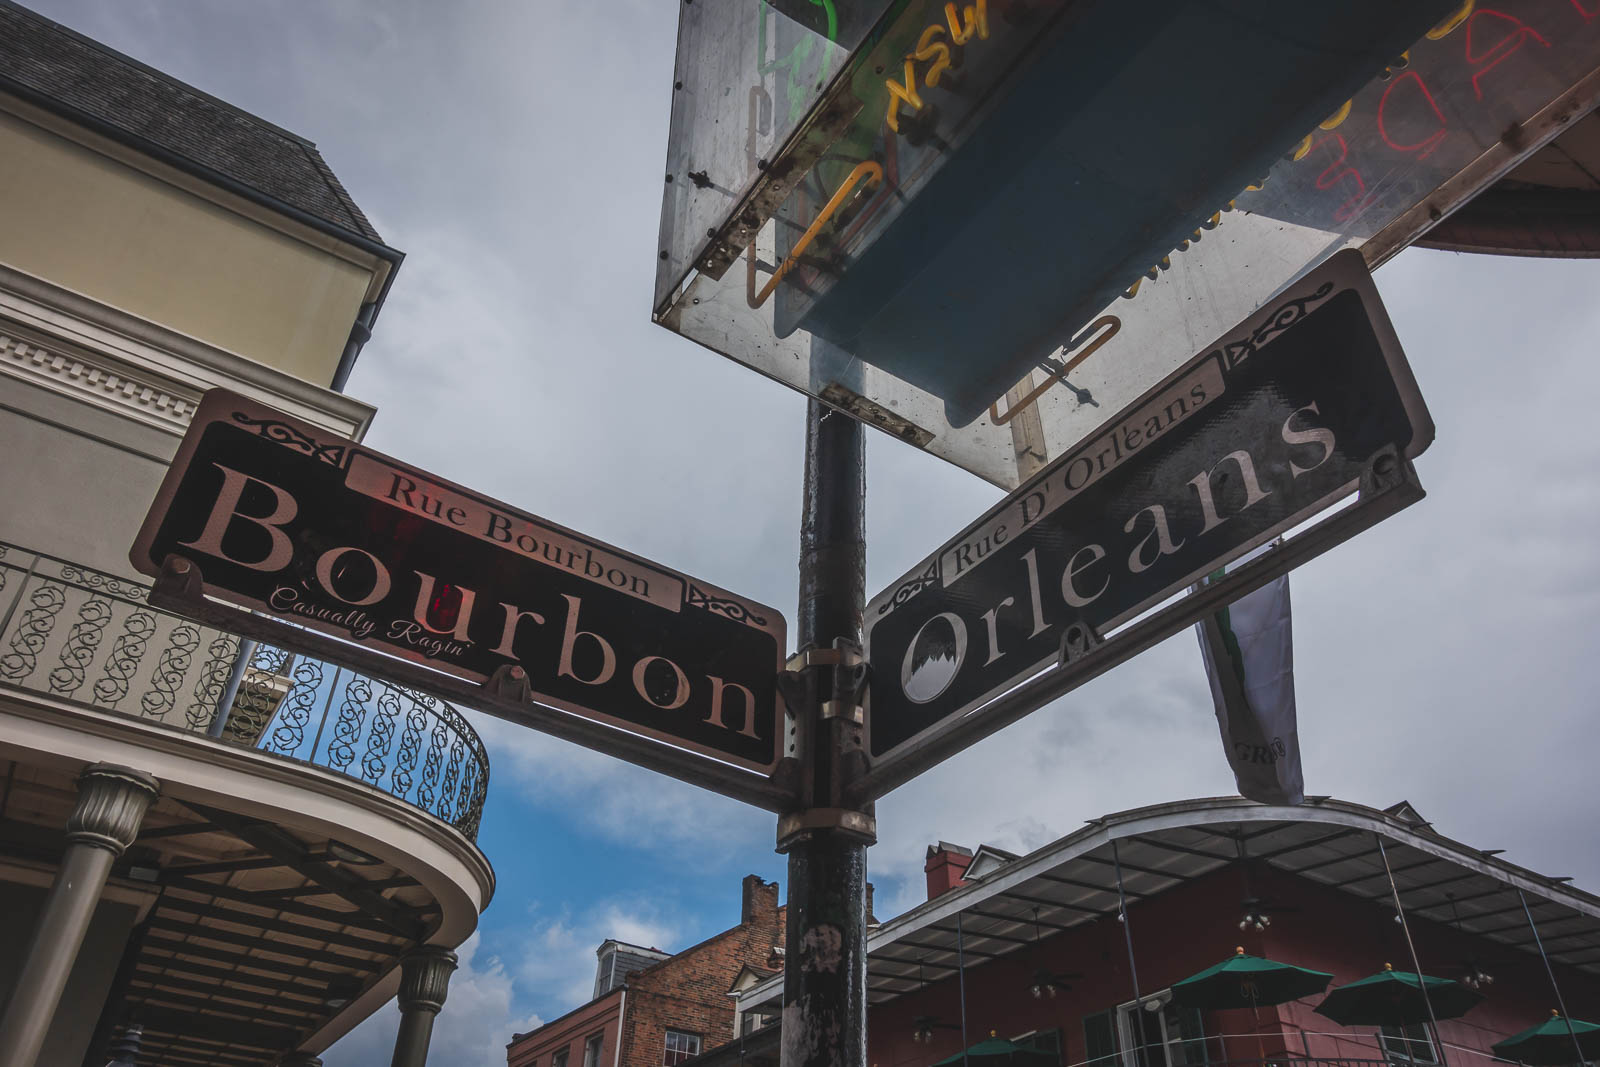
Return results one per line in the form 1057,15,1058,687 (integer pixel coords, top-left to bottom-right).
397,946,458,1015
66,764,159,856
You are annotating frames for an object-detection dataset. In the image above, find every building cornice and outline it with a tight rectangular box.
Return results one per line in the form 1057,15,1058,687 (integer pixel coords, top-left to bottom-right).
0,263,375,441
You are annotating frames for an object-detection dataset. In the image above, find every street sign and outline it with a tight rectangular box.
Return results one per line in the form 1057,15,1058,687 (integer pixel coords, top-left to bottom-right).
131,390,787,775
657,0,1600,488
862,252,1431,780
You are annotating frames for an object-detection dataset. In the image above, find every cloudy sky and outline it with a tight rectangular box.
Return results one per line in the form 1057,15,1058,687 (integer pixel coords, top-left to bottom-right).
25,2,1600,1063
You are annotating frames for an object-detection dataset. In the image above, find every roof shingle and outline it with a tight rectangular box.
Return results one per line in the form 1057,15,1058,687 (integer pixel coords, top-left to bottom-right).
0,1,387,247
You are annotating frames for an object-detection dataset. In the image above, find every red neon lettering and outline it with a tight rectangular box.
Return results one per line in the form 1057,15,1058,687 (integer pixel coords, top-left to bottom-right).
1378,71,1448,161
1464,9,1552,99
1572,0,1600,20
1310,134,1373,224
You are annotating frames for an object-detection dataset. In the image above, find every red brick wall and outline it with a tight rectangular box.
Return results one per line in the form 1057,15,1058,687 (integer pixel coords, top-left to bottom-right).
1259,868,1600,1067
927,845,974,900
616,876,785,1067
507,988,623,1067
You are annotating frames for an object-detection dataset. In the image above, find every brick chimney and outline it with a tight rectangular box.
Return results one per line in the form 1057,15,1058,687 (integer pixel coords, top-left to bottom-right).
741,874,779,925
925,842,973,900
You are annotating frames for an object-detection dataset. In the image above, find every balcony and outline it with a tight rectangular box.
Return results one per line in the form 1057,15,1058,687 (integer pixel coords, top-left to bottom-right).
0,539,489,840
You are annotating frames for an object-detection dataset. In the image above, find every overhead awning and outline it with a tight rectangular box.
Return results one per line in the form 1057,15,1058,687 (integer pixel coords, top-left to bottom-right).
738,797,1600,1014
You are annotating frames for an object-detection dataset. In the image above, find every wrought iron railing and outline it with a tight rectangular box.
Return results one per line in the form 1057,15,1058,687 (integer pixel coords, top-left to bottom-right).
0,542,488,841
1070,1056,1392,1067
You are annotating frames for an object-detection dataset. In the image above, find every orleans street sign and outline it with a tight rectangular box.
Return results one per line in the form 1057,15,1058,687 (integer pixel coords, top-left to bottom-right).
132,390,787,774
863,251,1432,770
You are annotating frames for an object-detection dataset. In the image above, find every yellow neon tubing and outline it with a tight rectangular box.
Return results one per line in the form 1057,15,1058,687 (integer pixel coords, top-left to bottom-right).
989,316,1121,426
752,161,884,308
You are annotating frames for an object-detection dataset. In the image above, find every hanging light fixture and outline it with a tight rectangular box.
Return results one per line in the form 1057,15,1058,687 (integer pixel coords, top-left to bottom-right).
1030,967,1081,999
1445,894,1496,990
323,974,364,1009
911,1016,961,1044
1239,896,1272,932
1026,907,1085,998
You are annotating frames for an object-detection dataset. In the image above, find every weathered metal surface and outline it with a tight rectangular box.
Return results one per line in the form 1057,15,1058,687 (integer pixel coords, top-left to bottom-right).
782,400,872,1067
658,0,1600,488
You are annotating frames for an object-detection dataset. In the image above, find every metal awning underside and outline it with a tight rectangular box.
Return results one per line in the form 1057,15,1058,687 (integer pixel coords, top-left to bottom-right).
0,761,441,1066
1419,105,1600,257
741,797,1600,1012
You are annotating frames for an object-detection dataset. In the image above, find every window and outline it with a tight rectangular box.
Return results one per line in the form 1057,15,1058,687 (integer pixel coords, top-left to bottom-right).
1380,1023,1437,1067
552,1050,569,1067
1115,994,1208,1067
664,1030,702,1065
582,1033,604,1067
1012,1029,1065,1064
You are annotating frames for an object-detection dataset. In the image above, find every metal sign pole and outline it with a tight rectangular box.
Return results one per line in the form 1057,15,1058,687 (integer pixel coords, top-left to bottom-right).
777,400,873,1067
1376,835,1449,1067
1112,839,1154,1067
1516,888,1590,1067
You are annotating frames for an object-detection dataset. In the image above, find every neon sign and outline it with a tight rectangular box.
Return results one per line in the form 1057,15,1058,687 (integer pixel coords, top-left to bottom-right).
884,2,990,134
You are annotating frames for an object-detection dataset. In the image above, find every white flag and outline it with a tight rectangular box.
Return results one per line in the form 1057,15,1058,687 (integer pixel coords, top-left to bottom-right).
1194,569,1304,806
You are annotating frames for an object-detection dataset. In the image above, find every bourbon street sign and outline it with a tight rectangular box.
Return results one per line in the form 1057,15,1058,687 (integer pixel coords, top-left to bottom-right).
863,251,1432,777
131,390,787,774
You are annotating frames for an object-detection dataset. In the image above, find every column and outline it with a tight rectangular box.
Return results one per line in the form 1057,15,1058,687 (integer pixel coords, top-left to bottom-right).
389,945,458,1067
0,764,159,1067
281,1054,324,1066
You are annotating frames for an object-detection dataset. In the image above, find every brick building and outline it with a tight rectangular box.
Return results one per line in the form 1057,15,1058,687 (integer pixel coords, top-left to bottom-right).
507,875,788,1067
709,797,1600,1067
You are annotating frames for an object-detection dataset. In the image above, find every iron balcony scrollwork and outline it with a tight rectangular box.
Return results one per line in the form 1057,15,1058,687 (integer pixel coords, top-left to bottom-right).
0,541,489,841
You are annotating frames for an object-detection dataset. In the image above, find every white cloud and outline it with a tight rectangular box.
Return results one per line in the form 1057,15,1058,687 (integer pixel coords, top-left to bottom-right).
469,713,774,856
325,892,686,1064
324,933,541,1067
511,895,684,1012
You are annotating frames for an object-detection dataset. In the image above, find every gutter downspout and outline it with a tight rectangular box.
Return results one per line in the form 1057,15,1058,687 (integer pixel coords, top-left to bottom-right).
332,301,379,393
207,638,256,739
613,989,625,1067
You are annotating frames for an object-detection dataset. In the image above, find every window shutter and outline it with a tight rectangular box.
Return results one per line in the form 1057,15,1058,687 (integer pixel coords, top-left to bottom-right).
1084,1011,1120,1067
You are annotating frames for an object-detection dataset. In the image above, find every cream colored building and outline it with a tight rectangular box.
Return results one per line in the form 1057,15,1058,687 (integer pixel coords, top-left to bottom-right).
0,4,492,1065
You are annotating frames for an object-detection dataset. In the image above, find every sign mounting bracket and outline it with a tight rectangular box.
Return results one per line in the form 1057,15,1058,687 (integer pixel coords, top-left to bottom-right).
1058,621,1104,668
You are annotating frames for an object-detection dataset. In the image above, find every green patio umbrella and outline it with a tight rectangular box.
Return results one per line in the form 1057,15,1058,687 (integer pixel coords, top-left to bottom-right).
1172,947,1334,1059
1492,1011,1600,1065
1314,964,1485,1027
1172,947,1334,1011
932,1035,1058,1065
